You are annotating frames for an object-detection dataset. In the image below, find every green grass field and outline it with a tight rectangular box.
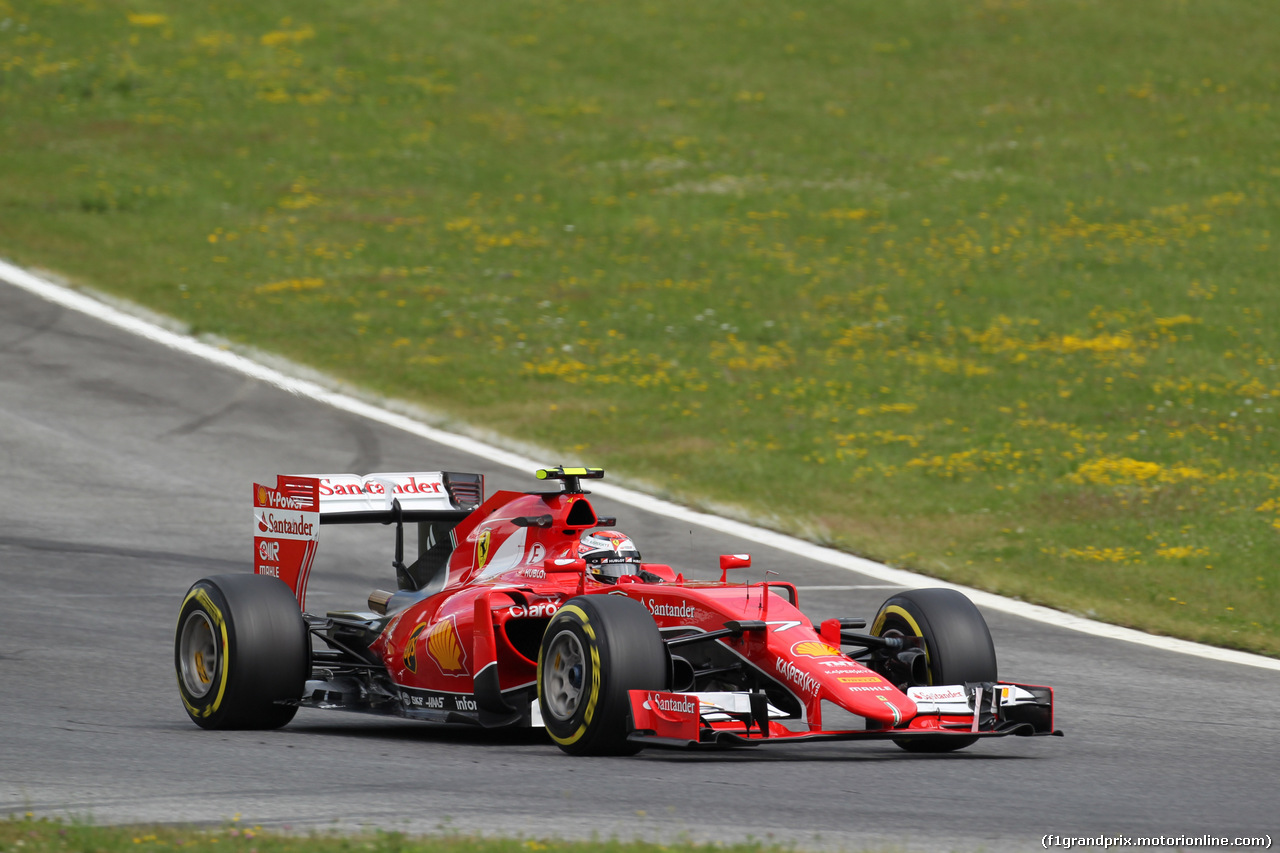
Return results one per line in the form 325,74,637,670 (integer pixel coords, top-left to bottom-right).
2,0,1277,653
0,816,821,853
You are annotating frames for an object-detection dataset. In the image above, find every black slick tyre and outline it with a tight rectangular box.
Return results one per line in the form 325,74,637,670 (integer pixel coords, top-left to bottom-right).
871,587,998,753
175,573,310,730
537,595,667,756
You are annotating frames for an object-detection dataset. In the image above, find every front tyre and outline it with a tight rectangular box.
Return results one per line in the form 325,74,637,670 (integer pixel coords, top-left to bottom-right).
537,595,667,756
175,574,309,730
872,588,997,754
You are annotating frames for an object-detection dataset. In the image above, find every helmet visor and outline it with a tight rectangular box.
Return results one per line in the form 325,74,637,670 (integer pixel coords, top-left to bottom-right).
579,530,641,582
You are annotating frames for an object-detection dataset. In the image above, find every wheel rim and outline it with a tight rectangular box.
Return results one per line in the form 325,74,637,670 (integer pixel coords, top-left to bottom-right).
179,610,219,698
543,629,587,721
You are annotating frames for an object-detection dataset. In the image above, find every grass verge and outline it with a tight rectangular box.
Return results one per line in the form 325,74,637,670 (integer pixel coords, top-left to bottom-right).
0,816,836,853
1,0,1277,653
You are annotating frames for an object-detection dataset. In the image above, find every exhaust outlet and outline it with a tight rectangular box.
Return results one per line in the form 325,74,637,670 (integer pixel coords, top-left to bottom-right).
368,589,394,615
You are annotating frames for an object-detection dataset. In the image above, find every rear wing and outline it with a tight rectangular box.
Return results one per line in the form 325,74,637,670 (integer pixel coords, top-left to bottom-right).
253,471,484,606
307,471,483,522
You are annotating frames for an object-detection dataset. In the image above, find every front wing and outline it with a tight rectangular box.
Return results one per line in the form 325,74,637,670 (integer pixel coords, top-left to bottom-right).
628,682,1061,749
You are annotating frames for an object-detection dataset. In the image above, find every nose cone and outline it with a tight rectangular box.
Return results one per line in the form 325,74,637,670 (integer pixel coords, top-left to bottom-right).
824,670,917,725
781,640,917,726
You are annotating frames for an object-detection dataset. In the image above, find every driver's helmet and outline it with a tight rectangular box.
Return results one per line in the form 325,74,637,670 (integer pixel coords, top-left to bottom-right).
578,529,642,583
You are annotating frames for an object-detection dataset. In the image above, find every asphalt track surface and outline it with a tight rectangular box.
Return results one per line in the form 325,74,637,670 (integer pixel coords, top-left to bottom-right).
2,279,1278,852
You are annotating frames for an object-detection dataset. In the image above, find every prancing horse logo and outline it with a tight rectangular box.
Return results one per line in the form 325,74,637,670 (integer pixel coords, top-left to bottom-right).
476,529,492,569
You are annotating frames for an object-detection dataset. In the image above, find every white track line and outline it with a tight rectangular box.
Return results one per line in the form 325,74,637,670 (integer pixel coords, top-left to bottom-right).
794,585,904,591
4,258,1278,672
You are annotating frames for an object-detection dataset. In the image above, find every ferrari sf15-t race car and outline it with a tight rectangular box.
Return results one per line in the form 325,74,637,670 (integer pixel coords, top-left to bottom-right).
175,467,1060,755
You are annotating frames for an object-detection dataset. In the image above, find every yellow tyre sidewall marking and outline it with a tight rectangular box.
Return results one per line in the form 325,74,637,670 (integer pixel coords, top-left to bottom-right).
177,587,231,718
871,603,933,685
544,605,602,747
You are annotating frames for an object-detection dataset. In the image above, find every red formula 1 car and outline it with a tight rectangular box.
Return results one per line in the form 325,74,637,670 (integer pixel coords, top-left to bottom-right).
175,467,1060,755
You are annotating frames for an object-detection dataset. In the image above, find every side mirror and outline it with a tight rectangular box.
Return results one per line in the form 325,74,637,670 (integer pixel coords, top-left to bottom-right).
719,553,751,583
547,557,587,574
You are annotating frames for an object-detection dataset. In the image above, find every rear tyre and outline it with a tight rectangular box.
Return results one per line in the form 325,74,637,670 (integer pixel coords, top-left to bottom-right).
175,574,310,730
871,588,997,754
537,595,667,756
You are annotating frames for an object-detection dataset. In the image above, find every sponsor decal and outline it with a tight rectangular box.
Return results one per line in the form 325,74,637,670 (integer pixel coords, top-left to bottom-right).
271,492,307,510
453,696,478,712
527,541,546,565
792,640,844,659
910,686,968,703
401,691,446,710
426,615,468,676
644,598,696,619
648,693,698,715
318,475,443,497
403,622,428,673
818,660,861,670
837,676,884,684
257,564,279,577
258,540,280,562
519,568,547,580
256,511,315,538
476,529,492,570
507,601,560,618
775,658,821,696
764,620,804,633
256,484,313,510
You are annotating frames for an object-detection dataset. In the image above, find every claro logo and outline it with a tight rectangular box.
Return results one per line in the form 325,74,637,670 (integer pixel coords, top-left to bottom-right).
507,601,560,618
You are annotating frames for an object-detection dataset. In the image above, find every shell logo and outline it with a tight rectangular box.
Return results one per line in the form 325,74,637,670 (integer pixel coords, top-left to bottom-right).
427,615,468,676
791,641,844,659
402,622,428,673
256,485,269,506
475,529,492,569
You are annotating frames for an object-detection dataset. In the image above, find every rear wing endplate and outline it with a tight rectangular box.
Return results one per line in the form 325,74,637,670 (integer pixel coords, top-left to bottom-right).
253,471,483,606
